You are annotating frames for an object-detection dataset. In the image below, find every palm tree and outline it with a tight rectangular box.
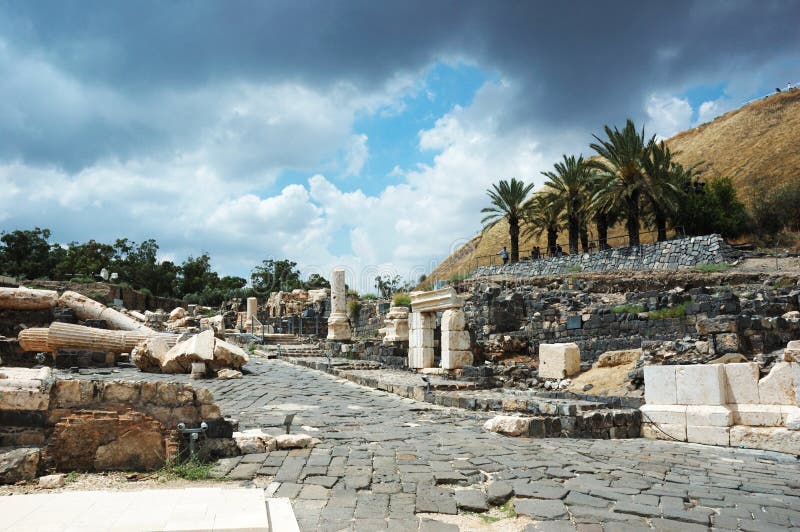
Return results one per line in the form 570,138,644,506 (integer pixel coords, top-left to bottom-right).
586,170,621,250
523,193,562,256
541,154,593,254
641,141,683,241
481,178,535,262
589,119,654,247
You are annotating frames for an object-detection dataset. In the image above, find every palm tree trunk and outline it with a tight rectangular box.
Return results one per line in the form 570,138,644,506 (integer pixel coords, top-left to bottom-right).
626,190,640,247
654,207,667,242
568,215,579,255
595,213,609,250
580,223,589,253
509,216,520,262
547,229,557,256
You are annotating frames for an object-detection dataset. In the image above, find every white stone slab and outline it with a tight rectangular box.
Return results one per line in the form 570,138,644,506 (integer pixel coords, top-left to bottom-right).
675,364,726,405
641,422,686,442
686,405,732,427
268,497,300,532
408,311,434,330
441,349,472,370
724,362,760,404
640,404,686,425
441,330,470,352
408,347,434,369
441,309,466,331
781,405,800,429
643,365,677,405
758,362,796,405
730,404,783,427
687,425,730,446
410,287,464,313
538,343,581,379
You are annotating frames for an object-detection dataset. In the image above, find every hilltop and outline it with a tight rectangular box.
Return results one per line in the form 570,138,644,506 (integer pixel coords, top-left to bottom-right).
427,90,800,283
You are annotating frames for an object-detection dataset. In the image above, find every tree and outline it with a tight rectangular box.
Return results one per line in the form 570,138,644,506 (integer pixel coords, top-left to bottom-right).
178,253,218,297
523,193,561,256
54,240,116,279
251,259,303,294
218,276,247,291
0,227,57,279
640,141,684,241
541,155,593,254
590,119,654,247
374,274,402,298
481,178,535,262
676,176,750,238
304,273,330,289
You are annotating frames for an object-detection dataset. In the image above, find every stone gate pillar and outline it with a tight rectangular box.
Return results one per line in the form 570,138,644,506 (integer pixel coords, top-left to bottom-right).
408,311,434,368
246,297,258,323
327,269,351,341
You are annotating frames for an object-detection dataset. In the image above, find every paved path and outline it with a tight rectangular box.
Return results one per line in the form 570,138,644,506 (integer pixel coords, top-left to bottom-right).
72,360,800,531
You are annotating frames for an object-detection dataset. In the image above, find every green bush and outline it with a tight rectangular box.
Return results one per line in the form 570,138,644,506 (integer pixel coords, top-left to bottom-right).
347,299,362,317
361,293,378,300
71,276,95,283
611,304,644,314
392,292,411,306
648,302,691,320
139,287,153,296
160,458,212,480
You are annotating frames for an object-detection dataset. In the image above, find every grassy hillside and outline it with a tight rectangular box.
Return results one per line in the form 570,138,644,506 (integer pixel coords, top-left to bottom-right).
427,90,800,283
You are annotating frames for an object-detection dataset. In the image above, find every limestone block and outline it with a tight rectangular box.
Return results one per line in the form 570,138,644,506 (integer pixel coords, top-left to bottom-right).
38,473,66,489
687,425,730,446
686,405,732,427
441,309,466,331
483,415,530,436
643,365,677,405
696,316,737,335
640,404,686,425
409,311,434,330
408,347,434,369
161,330,215,374
410,287,464,313
211,339,249,371
730,404,784,427
785,340,800,362
326,313,351,341
0,287,58,310
275,433,315,449
103,382,139,403
442,331,470,352
409,327,434,349
675,365,726,405
729,426,800,455
538,343,580,379
441,350,472,370
53,379,81,407
758,362,795,405
724,363,760,404
781,406,800,429
641,422,686,442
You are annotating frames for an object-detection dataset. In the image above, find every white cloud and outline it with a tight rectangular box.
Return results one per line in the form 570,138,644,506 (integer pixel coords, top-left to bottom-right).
697,100,721,124
644,94,693,139
343,134,368,176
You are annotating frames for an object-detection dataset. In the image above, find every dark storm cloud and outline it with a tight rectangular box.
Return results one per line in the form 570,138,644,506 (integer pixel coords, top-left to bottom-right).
0,0,797,169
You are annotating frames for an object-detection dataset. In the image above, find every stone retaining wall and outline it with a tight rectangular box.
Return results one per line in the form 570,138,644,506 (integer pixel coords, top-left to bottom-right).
472,234,735,278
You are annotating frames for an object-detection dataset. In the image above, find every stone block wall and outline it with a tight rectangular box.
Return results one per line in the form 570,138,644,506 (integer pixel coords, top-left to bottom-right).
641,360,800,454
472,234,735,278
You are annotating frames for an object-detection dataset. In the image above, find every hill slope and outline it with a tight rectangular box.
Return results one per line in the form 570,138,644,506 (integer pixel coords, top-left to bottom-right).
427,89,800,283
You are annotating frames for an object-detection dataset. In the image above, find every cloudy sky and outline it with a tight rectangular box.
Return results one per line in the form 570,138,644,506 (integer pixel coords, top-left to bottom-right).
1,1,798,291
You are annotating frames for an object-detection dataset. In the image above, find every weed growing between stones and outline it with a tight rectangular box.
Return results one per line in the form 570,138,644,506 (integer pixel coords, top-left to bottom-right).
159,459,213,481
471,499,517,523
611,304,645,314
648,301,691,319
694,262,732,273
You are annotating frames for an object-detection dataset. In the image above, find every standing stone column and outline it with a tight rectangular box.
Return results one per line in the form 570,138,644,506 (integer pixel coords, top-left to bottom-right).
246,297,258,323
408,311,434,368
441,309,472,369
327,269,352,341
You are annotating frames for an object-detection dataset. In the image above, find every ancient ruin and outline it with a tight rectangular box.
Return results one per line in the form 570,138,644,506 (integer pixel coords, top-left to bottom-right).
326,269,351,341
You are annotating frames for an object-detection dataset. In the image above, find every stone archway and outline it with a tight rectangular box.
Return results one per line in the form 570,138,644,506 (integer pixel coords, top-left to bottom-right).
408,288,472,369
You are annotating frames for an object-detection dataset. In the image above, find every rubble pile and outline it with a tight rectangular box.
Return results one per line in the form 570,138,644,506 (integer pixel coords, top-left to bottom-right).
132,329,249,375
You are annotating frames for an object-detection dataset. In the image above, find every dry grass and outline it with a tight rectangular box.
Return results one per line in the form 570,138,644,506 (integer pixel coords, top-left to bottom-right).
426,90,800,284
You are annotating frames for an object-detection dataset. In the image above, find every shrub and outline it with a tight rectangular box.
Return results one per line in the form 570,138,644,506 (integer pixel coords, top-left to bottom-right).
648,302,691,320
361,293,378,300
160,458,212,480
611,304,644,314
139,287,153,296
71,276,94,283
392,292,411,306
347,299,362,317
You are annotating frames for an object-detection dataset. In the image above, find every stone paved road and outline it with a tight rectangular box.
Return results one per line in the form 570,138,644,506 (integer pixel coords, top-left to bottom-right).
72,360,800,531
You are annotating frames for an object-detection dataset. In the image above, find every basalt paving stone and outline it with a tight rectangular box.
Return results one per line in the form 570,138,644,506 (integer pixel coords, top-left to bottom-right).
71,361,800,531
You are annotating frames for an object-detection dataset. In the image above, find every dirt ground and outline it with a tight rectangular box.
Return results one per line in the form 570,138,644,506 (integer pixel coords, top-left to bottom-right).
734,256,800,275
567,361,641,397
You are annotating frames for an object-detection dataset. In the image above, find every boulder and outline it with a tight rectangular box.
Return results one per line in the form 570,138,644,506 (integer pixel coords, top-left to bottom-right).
168,307,187,322
0,447,40,484
217,369,243,380
785,341,800,363
211,339,249,371
133,331,248,374
38,473,66,489
596,349,640,368
482,415,530,436
131,337,172,372
275,433,314,449
233,429,276,454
